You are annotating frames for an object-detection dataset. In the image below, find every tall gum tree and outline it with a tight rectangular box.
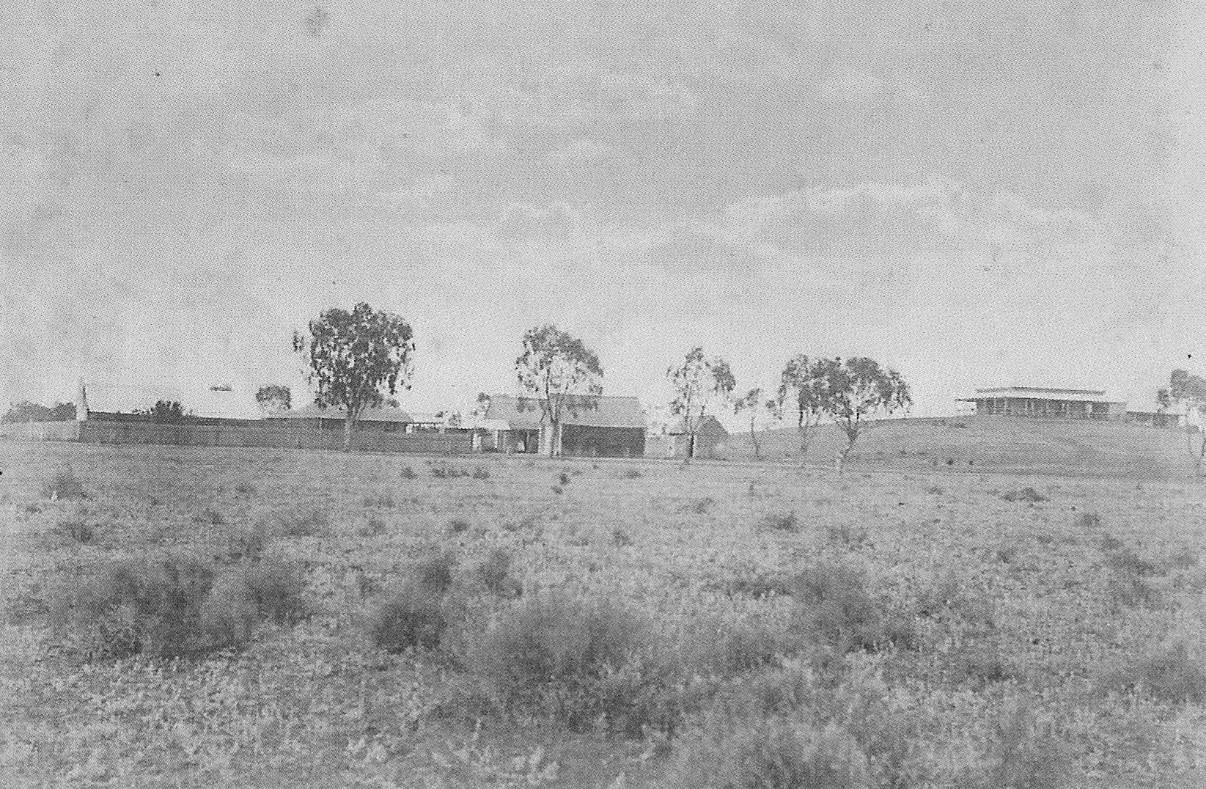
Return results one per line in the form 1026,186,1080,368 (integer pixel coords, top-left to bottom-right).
293,303,415,451
667,347,735,461
822,357,911,473
515,325,604,457
777,354,829,460
1163,369,1206,476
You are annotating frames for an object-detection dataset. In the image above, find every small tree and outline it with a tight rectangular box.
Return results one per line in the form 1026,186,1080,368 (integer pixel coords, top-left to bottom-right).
1166,369,1206,476
777,354,830,459
515,325,604,457
293,303,415,451
141,400,186,424
734,387,776,460
667,348,736,461
821,357,911,472
255,385,292,417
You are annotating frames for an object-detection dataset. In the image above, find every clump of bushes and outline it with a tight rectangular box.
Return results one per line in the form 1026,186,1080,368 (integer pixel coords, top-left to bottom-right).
55,517,95,544
474,548,521,598
43,467,86,501
791,563,916,653
472,467,491,480
469,592,671,733
1103,544,1161,608
1101,642,1206,705
756,511,799,533
1000,487,1047,503
370,549,459,653
667,714,872,789
431,462,470,479
682,617,784,678
363,492,396,509
259,506,331,538
51,551,308,660
399,466,417,480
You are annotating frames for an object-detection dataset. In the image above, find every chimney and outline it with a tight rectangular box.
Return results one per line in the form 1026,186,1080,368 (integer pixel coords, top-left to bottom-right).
76,378,89,422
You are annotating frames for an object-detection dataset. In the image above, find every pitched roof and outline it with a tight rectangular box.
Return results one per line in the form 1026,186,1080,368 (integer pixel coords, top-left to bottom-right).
956,386,1123,404
483,395,645,429
664,415,730,436
272,403,413,422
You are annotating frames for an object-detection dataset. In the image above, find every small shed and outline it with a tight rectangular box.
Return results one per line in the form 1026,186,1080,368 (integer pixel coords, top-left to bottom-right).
649,415,730,459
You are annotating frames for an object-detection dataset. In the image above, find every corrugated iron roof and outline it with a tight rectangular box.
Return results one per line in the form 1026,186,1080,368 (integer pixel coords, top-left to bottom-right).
483,394,645,429
272,403,413,422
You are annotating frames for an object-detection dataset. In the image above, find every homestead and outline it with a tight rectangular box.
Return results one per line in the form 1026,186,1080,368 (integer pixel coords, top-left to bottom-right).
480,395,646,457
956,386,1127,420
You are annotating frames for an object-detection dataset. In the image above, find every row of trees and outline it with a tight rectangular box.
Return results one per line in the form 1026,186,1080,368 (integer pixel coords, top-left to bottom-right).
291,303,912,462
667,350,911,468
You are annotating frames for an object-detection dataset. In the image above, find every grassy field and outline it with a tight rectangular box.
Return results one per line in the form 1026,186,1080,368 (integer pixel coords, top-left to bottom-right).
2,437,1205,787
724,417,1200,479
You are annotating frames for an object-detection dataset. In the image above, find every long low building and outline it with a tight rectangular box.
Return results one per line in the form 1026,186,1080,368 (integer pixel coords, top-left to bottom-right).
956,387,1127,420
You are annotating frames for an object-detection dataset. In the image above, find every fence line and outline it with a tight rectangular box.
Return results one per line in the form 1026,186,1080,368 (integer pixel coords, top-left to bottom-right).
0,420,472,454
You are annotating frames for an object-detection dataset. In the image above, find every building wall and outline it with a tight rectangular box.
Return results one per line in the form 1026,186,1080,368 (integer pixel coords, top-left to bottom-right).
0,421,81,441
559,424,645,458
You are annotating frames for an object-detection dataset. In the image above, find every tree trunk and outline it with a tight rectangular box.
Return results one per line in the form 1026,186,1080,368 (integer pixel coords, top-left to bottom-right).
343,414,354,452
685,431,695,464
750,421,761,460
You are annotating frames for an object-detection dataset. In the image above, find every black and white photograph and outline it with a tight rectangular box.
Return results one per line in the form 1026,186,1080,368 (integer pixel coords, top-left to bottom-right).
2,1,1205,786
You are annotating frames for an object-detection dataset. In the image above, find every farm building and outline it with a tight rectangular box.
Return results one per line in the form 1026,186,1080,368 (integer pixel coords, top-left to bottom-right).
646,415,730,459
267,403,415,432
479,395,646,457
956,387,1126,420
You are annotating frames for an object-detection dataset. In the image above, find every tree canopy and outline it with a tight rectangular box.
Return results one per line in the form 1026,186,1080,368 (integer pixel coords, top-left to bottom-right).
515,325,604,457
293,303,415,450
667,347,735,460
255,385,292,416
822,356,911,469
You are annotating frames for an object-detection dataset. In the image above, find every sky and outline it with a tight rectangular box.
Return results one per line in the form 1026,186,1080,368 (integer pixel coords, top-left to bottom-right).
3,0,1206,420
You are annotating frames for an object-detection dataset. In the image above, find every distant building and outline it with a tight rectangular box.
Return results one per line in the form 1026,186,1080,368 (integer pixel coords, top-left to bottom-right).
646,415,730,459
266,403,414,432
480,394,646,457
955,387,1126,420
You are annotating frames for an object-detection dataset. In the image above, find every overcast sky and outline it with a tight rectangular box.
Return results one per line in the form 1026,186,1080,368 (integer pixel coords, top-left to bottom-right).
3,0,1205,418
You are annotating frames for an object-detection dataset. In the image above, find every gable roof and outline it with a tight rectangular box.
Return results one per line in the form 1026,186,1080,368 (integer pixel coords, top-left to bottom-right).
483,395,645,430
271,403,413,422
664,415,729,436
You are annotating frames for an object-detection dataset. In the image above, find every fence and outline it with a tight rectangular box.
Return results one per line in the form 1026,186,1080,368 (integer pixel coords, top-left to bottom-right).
0,421,82,441
1,419,472,454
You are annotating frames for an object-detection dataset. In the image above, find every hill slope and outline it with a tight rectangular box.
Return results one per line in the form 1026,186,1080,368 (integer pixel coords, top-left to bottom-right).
723,416,1200,478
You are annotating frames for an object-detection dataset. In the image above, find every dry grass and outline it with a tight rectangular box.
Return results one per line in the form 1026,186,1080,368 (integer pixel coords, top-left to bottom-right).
3,441,1205,787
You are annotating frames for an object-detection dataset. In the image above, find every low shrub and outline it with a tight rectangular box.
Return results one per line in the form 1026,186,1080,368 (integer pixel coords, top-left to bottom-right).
475,548,521,598
1073,511,1101,530
448,518,470,534
234,481,256,496
622,469,643,479
55,518,95,544
363,492,396,509
431,462,470,479
668,714,872,789
980,704,1063,789
262,506,331,538
370,583,447,653
360,516,388,537
1000,487,1047,503
611,527,633,547
400,466,417,480
791,563,916,653
195,508,225,526
683,618,784,678
239,556,308,624
469,591,653,731
1102,642,1206,705
413,550,458,595
472,467,490,480
705,563,792,600
825,522,867,546
684,497,715,515
54,553,218,659
757,511,799,533
1103,546,1161,608
43,467,86,501
558,472,571,486
52,551,310,661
